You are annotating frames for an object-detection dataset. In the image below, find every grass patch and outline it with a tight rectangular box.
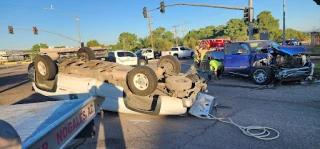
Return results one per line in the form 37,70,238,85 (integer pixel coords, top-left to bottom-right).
315,64,320,75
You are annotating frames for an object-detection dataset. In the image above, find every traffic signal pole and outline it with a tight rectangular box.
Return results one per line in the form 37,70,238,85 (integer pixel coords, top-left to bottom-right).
248,0,253,40
13,28,80,43
145,1,255,40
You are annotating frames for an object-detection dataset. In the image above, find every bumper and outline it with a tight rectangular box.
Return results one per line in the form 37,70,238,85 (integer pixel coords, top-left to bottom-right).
188,93,216,118
275,64,314,80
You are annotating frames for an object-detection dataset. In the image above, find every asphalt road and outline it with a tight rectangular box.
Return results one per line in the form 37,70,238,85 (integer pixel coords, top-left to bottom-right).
1,59,320,149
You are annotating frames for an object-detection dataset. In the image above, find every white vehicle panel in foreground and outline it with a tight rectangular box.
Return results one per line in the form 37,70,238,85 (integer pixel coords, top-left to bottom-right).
0,97,102,149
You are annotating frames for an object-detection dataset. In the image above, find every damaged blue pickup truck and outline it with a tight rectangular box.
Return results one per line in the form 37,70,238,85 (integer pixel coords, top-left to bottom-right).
216,40,315,85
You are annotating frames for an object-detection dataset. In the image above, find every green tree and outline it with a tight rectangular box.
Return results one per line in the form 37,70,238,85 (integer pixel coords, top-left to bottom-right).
54,46,66,48
117,32,138,51
32,44,40,51
87,40,101,47
39,43,49,48
224,19,248,40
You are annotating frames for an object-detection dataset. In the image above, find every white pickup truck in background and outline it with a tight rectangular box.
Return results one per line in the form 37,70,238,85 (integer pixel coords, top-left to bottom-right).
161,46,194,59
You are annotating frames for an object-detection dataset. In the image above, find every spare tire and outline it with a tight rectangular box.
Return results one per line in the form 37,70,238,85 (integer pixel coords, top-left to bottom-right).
165,76,192,91
34,55,57,80
157,55,181,74
77,47,95,60
127,66,158,96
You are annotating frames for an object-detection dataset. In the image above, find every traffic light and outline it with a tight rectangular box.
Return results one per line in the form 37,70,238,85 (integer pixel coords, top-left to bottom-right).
143,7,147,18
244,7,249,23
33,27,38,35
253,28,259,34
160,1,165,14
8,26,14,34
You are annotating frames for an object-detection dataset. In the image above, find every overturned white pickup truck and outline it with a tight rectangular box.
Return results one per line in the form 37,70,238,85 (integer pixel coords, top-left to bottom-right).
28,47,215,116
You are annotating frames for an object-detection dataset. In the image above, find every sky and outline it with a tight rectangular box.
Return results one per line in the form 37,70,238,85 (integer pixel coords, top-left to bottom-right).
0,0,319,50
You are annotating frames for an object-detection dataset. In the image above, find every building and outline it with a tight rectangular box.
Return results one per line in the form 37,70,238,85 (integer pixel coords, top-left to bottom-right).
0,50,28,62
309,32,320,46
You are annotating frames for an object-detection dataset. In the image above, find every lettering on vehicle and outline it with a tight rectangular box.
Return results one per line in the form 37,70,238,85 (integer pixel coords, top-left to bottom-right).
33,102,95,149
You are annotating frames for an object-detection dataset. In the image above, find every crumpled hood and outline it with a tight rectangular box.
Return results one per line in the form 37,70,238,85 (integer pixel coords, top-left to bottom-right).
277,46,308,55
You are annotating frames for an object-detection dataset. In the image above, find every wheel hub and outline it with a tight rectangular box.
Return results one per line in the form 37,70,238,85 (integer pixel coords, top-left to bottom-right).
162,60,174,72
37,61,47,76
133,73,149,90
253,70,267,83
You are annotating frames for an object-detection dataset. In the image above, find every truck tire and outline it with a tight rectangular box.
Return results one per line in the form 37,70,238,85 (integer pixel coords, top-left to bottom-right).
77,47,95,60
34,55,57,81
165,76,192,91
127,66,158,96
138,59,147,66
251,67,274,85
157,55,181,74
190,52,194,58
174,54,179,59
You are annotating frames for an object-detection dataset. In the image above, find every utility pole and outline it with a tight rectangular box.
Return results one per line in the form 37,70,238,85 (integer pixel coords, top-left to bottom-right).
181,18,185,37
122,38,126,49
147,13,154,50
248,0,253,40
282,0,286,45
173,25,179,47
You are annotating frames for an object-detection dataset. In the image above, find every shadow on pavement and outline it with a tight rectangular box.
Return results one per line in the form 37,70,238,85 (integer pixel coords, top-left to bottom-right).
0,74,29,88
14,93,57,105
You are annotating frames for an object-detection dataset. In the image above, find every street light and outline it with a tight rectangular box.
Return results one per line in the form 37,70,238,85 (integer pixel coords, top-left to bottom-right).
44,5,81,47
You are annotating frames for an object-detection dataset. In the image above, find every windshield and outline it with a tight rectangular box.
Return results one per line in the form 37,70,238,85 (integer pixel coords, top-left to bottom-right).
135,50,142,54
249,40,280,51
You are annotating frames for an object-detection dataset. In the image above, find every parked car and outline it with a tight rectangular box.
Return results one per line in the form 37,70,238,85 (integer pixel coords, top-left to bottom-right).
107,50,148,66
285,39,302,46
219,40,314,85
135,49,155,59
161,46,194,59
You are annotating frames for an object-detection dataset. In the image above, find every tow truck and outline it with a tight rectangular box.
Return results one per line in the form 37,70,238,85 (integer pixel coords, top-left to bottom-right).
0,47,216,148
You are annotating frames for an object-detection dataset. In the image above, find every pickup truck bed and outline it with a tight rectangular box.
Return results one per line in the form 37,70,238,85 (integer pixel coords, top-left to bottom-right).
0,97,102,149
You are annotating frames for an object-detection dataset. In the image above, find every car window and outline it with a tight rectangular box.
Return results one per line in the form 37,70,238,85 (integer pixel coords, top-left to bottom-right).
108,52,115,57
180,47,186,50
125,52,136,57
171,48,179,51
209,52,224,60
240,43,250,51
250,40,280,51
147,50,152,53
135,50,142,54
117,52,125,57
225,43,248,55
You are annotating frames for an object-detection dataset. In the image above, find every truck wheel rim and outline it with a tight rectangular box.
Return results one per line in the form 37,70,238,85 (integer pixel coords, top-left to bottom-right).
37,61,47,76
253,69,267,83
133,73,149,90
140,61,145,66
162,60,174,72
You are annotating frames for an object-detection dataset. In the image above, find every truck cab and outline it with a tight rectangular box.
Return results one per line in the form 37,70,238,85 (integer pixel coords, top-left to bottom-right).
161,46,194,59
108,50,148,66
136,49,155,59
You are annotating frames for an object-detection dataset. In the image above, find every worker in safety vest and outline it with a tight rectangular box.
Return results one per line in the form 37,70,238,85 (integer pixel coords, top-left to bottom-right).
194,46,201,72
199,44,210,73
208,57,224,80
